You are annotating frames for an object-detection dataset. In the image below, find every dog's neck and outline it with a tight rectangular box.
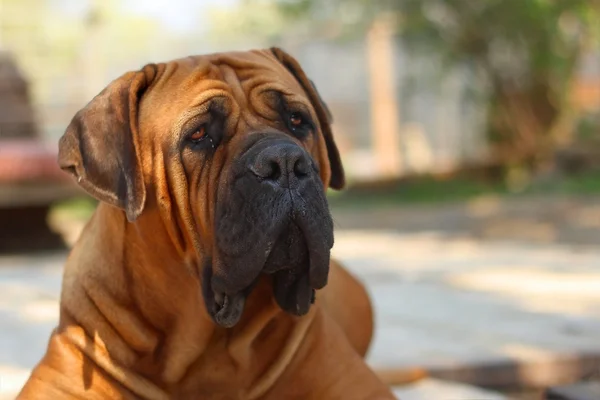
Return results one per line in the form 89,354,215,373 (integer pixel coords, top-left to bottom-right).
58,203,313,398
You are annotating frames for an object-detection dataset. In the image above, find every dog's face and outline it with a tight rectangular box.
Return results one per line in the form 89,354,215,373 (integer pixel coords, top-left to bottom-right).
58,49,345,327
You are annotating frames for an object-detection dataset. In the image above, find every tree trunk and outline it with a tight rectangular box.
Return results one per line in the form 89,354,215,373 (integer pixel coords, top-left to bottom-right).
366,15,403,177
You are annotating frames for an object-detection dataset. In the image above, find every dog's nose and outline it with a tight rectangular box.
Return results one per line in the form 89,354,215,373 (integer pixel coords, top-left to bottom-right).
249,142,312,188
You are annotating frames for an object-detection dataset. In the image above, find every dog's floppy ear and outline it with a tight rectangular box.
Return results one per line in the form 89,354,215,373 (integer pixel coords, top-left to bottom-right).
58,64,160,221
270,47,345,190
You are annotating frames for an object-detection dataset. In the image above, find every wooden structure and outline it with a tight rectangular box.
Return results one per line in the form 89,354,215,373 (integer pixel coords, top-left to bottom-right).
544,381,600,400
0,51,80,251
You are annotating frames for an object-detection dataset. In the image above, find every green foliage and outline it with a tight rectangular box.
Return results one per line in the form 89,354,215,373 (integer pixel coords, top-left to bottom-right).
274,0,600,172
206,1,294,42
0,0,163,140
328,175,506,208
52,197,98,220
392,0,594,94
328,168,600,209
276,0,598,97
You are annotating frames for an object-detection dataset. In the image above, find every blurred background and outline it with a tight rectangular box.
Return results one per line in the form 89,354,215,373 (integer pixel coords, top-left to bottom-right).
1,0,600,399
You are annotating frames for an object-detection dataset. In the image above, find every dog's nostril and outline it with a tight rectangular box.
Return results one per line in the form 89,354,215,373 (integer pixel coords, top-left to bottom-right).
294,158,309,178
268,161,281,181
249,160,281,180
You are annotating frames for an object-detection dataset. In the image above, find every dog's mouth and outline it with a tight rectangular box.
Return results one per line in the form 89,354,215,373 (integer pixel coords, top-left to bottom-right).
202,266,316,329
202,210,332,328
266,221,317,316
202,265,252,328
272,268,316,316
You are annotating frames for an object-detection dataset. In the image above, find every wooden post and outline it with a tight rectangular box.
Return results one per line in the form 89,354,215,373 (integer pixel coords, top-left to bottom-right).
366,15,403,178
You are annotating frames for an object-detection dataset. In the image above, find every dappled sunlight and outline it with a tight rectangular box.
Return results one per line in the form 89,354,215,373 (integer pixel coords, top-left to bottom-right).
448,269,600,298
566,205,600,229
333,230,483,264
0,282,59,311
392,377,507,400
0,365,30,399
20,300,59,324
3,226,600,395
447,269,600,317
333,196,600,248
0,252,67,270
332,229,600,389
466,194,503,218
479,220,558,243
0,255,62,387
2,228,600,393
502,343,568,363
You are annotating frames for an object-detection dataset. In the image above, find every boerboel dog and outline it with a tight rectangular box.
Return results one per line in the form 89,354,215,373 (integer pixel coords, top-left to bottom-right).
18,48,395,399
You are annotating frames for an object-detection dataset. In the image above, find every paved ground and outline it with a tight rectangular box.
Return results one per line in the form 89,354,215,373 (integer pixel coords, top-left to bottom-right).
3,196,600,398
336,230,600,390
2,232,600,398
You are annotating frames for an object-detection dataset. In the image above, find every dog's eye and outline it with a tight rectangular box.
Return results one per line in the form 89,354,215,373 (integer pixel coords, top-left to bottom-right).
189,125,207,143
185,124,216,151
287,112,312,138
289,113,304,127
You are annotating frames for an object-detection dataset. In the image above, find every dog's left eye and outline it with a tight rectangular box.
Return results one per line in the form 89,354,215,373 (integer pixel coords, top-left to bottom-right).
289,113,304,127
287,112,312,137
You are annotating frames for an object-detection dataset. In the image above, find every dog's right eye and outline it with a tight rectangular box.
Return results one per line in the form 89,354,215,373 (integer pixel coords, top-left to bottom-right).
189,126,207,142
185,123,216,151
190,125,206,142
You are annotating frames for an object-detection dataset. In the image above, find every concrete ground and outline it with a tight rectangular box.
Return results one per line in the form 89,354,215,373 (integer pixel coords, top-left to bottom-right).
2,196,600,398
337,230,600,396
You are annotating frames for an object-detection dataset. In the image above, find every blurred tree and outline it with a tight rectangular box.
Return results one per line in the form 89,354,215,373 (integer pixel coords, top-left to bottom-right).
0,0,162,74
206,1,292,42
271,0,600,173
0,0,162,139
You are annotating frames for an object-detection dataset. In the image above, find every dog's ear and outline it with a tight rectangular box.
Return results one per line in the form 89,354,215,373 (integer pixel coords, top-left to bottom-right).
270,47,345,190
58,64,160,221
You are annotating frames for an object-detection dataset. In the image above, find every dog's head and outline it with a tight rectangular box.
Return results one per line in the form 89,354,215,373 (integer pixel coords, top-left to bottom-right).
58,48,345,328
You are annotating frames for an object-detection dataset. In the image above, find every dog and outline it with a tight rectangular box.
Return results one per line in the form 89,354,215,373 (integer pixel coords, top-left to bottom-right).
18,48,395,399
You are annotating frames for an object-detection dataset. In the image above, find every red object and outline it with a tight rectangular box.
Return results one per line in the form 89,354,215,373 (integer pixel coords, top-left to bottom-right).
0,139,69,183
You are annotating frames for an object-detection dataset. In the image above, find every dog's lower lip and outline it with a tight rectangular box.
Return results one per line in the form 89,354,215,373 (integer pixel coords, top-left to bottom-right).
214,292,226,308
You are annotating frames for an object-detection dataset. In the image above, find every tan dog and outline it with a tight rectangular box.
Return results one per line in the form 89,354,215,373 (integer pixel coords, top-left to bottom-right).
18,48,395,399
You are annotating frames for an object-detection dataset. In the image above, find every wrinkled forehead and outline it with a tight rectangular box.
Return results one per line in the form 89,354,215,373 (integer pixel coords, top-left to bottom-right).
141,50,307,116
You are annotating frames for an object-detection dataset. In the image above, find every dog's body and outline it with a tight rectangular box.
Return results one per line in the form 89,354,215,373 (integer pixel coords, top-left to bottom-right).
18,49,394,399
